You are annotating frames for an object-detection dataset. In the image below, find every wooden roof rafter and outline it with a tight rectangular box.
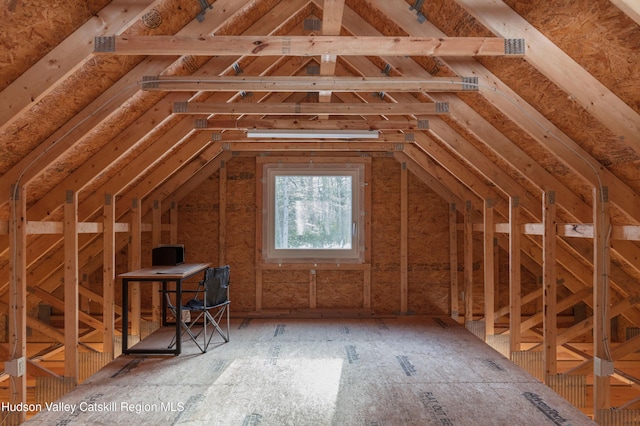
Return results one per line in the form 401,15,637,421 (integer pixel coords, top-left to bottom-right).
0,7,322,299
374,0,640,225
609,0,640,25
378,4,640,285
327,9,640,324
453,0,640,156
0,1,153,132
0,0,286,210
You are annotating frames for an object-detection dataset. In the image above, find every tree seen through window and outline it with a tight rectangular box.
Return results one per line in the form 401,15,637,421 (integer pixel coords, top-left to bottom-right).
274,175,352,250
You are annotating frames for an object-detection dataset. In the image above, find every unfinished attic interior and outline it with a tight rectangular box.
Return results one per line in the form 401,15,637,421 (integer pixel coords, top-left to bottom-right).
1,0,640,423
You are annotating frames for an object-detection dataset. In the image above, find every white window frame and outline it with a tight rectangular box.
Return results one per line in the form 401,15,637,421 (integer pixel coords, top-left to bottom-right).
262,161,365,263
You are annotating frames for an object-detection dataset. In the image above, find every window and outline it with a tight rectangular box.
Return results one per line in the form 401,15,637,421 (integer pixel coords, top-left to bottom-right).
263,162,365,263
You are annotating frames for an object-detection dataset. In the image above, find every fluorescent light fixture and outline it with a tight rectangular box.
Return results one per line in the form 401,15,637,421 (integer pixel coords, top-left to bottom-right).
246,129,379,139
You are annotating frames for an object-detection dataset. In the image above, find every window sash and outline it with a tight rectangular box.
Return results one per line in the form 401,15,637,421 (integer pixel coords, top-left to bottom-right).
263,163,365,263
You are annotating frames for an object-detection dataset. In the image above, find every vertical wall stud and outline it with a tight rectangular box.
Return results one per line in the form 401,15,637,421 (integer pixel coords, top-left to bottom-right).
151,199,161,323
484,198,495,338
129,197,142,337
593,186,611,415
103,194,116,356
464,200,473,324
220,160,227,265
364,158,372,309
170,201,178,244
310,269,317,309
9,184,27,423
400,162,408,314
509,196,521,353
255,159,263,311
543,191,557,376
64,190,79,382
449,203,459,319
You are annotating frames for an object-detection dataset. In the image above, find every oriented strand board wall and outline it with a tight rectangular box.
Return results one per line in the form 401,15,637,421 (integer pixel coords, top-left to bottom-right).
370,157,402,314
177,155,454,315
407,172,450,315
176,172,220,264
177,158,257,313
225,157,257,313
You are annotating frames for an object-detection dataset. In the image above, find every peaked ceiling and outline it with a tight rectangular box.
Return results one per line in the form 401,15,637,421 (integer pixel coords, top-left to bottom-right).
1,0,640,339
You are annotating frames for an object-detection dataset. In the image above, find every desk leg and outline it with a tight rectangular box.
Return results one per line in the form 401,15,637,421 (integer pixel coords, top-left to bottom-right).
122,279,129,354
161,281,167,327
175,279,181,355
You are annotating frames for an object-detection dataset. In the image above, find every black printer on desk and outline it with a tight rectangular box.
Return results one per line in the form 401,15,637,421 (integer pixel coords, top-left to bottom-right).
152,244,185,266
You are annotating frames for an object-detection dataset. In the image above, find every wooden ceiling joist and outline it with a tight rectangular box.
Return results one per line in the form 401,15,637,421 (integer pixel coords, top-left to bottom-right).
318,0,346,107
94,35,525,57
194,118,424,130
222,141,404,151
141,75,479,92
173,101,449,115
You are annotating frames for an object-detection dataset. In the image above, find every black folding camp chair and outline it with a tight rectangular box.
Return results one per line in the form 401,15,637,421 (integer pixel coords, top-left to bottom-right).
165,265,230,353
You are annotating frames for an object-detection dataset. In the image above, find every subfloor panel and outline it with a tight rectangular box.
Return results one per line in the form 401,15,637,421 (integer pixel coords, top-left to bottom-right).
26,316,595,425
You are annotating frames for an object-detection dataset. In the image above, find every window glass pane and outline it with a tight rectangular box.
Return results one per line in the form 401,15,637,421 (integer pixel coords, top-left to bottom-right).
274,175,352,249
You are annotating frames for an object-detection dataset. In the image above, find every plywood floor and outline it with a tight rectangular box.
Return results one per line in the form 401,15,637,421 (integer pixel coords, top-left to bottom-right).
27,316,595,425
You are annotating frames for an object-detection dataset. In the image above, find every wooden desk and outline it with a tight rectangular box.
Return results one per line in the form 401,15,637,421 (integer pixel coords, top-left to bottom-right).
119,263,210,355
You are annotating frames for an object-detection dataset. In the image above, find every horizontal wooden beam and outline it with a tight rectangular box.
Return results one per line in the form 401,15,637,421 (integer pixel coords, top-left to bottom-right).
174,102,448,115
95,35,525,57
0,222,129,235
492,222,640,241
141,75,479,92
195,118,427,131
221,141,405,151
28,286,104,332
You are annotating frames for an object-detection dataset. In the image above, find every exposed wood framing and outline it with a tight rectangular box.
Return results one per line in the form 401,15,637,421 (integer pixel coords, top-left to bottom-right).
151,200,162,323
8,184,27,422
142,75,479,92
509,196,521,353
449,203,459,319
219,160,227,265
255,159,264,312
543,192,557,377
225,141,405,151
610,0,640,25
2,0,640,419
170,201,178,244
453,0,640,155
0,1,152,131
195,118,423,131
129,198,142,338
400,162,408,314
593,186,612,412
363,156,372,310
464,200,473,324
174,101,449,115
95,35,525,57
310,269,317,309
319,0,346,111
102,194,115,356
63,190,79,382
484,198,495,338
